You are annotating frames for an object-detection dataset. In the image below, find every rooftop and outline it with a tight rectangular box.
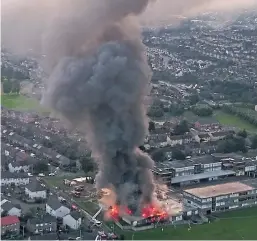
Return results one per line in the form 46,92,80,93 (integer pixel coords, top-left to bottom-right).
26,181,46,192
1,216,20,226
171,170,235,184
184,181,255,198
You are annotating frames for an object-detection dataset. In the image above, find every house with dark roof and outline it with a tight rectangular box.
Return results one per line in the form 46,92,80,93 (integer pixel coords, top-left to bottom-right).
26,214,57,234
1,216,20,235
8,156,34,173
1,171,30,186
63,211,82,230
210,130,234,141
195,133,211,143
25,181,47,199
46,197,70,218
1,201,22,217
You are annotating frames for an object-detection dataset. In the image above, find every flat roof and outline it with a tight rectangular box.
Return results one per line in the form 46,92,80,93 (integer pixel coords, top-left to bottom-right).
184,181,255,198
171,170,235,184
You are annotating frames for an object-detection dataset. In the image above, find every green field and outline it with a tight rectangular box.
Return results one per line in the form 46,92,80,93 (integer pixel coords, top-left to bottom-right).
214,110,257,132
121,207,257,240
1,94,49,113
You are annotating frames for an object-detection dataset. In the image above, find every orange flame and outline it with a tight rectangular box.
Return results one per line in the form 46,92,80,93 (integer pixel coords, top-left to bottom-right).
141,204,168,220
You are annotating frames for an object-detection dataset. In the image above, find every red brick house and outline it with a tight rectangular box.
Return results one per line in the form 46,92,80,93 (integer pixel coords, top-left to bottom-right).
1,216,20,236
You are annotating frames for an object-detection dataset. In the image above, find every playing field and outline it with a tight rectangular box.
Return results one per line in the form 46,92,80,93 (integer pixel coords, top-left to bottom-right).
214,110,257,132
1,94,48,113
122,207,257,240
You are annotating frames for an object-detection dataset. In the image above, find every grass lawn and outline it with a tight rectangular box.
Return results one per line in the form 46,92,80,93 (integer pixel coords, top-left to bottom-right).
121,207,257,240
214,110,257,132
76,200,100,215
1,94,49,113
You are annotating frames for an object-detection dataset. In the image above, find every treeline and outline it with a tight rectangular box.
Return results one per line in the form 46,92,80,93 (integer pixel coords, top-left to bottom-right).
1,77,21,94
222,105,257,127
209,80,257,104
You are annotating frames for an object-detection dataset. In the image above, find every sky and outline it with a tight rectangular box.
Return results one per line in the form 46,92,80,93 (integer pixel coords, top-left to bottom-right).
1,0,257,55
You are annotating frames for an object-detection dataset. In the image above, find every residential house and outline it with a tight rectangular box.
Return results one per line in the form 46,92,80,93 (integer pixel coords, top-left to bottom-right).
1,171,30,186
147,133,170,148
1,201,22,217
26,214,57,234
63,212,82,230
194,121,221,132
1,216,20,236
8,160,32,173
46,197,70,218
195,133,211,143
1,143,19,158
210,131,234,141
169,135,183,147
56,155,71,168
25,182,47,199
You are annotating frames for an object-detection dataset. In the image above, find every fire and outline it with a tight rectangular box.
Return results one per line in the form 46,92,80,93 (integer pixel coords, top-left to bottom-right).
141,204,168,221
106,205,133,221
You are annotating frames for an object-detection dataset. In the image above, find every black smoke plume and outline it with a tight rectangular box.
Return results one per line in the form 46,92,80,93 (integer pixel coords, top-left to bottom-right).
41,0,155,214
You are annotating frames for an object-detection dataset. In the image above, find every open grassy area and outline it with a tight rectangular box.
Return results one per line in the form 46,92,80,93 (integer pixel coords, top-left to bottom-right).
121,207,257,240
214,110,257,132
1,94,49,113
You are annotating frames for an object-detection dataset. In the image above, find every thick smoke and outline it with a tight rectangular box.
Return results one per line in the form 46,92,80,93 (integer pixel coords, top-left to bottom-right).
40,0,155,213
2,0,257,213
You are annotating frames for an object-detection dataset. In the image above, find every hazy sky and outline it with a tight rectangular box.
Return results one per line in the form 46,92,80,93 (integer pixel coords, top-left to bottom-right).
2,0,257,55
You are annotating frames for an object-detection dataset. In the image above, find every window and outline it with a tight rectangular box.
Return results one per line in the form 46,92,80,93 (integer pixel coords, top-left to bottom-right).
40,224,43,226
36,224,39,227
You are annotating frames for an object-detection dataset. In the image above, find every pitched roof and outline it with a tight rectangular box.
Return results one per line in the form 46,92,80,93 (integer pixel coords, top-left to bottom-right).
28,214,56,224
1,216,20,226
67,211,81,220
1,171,29,179
26,181,46,192
47,197,63,210
1,201,15,212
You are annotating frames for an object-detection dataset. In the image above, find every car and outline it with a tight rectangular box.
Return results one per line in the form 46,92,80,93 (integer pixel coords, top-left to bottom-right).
28,173,33,177
68,238,75,240
49,173,55,176
38,173,45,177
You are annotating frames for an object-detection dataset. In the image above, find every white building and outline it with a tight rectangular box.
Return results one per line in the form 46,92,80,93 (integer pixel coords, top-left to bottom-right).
46,197,70,218
1,172,30,186
63,212,82,230
25,182,47,199
1,201,22,217
8,162,31,173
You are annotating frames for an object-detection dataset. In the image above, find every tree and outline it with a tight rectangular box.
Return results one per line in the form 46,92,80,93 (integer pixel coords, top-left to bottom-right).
251,135,257,149
151,150,165,162
173,120,189,135
80,155,95,174
148,121,156,132
3,79,12,94
237,129,247,138
189,94,199,105
33,161,49,174
11,80,21,94
192,106,213,117
172,148,186,160
217,136,247,153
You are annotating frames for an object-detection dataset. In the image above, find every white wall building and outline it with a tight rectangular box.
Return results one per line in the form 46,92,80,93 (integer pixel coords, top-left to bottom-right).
46,197,70,218
25,182,47,199
8,162,30,173
63,212,82,230
1,201,22,217
1,172,30,186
